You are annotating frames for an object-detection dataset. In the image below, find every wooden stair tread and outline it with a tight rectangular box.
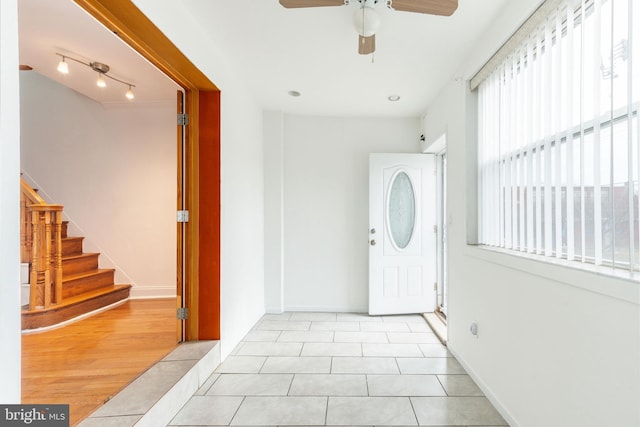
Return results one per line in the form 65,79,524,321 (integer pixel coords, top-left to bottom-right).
62,268,115,282
62,252,99,261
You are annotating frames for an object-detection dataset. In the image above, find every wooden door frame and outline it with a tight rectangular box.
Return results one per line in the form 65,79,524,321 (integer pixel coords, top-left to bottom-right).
73,0,221,340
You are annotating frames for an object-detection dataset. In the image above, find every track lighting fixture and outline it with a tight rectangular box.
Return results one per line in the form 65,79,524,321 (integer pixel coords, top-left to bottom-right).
55,53,136,101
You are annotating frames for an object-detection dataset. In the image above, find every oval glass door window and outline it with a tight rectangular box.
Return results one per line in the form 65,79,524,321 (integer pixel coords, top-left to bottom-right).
387,171,416,250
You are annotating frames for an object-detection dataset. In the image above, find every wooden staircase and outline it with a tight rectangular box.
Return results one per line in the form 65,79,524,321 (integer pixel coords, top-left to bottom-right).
21,180,131,330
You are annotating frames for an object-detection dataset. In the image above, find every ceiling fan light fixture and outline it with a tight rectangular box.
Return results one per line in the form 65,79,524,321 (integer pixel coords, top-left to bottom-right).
96,73,106,88
57,57,69,74
353,6,380,36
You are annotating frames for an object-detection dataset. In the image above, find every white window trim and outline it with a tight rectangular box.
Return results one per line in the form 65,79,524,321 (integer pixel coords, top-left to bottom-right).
466,244,639,304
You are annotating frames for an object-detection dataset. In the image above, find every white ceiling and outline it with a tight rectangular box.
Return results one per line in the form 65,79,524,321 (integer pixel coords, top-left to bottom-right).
18,0,508,116
177,0,508,117
18,0,179,106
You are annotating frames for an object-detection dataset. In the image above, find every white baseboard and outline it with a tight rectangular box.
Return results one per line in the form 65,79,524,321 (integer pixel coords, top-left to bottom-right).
129,285,176,299
20,263,29,284
283,305,368,313
265,306,284,314
447,343,519,427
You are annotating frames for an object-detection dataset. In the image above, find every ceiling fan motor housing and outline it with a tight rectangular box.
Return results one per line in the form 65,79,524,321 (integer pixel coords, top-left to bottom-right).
353,5,380,36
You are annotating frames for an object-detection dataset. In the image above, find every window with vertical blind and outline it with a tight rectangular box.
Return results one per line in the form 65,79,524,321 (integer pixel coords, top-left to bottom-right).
477,0,639,273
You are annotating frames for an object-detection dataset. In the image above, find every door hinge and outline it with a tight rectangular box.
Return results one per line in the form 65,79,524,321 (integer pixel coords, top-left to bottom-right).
177,113,189,126
434,282,438,291
177,307,188,320
177,210,189,223
433,224,438,233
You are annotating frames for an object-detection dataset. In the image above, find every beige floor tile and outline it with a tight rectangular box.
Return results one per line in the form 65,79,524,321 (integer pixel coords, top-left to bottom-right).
437,374,484,396
277,331,334,342
367,374,447,396
326,396,418,425
215,356,266,373
309,321,361,331
387,332,441,344
169,312,507,427
207,373,293,396
397,357,466,375
331,357,399,374
301,342,362,356
242,330,282,342
260,356,332,374
362,343,423,357
260,313,292,321
336,313,383,322
381,314,427,323
230,396,327,425
411,396,508,425
289,374,367,396
256,320,310,331
360,322,411,332
237,342,303,356
334,331,388,343
419,343,453,358
290,312,337,321
169,396,243,426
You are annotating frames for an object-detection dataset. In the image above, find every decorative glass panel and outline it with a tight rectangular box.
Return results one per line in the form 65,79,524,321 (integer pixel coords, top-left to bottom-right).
387,171,416,249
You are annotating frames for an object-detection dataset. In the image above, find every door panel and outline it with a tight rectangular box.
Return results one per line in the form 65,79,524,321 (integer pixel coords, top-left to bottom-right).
369,153,437,315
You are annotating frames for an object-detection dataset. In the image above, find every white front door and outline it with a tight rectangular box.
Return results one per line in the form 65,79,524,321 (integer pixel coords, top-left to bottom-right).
368,153,437,315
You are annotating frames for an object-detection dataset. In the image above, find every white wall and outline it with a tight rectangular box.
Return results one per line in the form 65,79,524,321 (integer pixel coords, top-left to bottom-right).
278,115,422,312
422,0,640,425
132,0,266,359
0,0,22,402
20,72,176,298
264,111,285,313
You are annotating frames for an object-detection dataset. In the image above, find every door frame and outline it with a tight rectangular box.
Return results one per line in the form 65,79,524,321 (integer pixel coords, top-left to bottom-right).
73,0,221,340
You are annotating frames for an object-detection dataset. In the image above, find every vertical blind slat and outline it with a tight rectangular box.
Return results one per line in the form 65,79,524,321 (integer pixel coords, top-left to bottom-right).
554,8,564,258
593,0,603,265
544,20,554,256
566,3,575,261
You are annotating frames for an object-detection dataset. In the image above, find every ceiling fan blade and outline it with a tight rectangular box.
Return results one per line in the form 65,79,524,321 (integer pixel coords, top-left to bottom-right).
358,34,375,55
279,0,345,8
388,0,458,16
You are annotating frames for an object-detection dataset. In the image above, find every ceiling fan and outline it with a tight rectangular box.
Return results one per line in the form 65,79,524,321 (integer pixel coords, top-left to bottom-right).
278,0,458,55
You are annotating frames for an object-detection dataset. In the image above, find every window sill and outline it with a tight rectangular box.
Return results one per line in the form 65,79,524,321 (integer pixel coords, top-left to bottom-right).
465,245,639,305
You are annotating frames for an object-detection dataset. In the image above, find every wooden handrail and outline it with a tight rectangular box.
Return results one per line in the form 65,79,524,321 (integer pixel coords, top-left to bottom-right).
20,179,64,309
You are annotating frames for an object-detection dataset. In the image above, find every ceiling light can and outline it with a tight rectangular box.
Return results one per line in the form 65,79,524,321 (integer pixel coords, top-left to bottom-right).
388,94,400,101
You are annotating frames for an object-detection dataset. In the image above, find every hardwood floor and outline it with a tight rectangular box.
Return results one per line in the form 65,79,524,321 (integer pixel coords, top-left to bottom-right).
22,298,178,426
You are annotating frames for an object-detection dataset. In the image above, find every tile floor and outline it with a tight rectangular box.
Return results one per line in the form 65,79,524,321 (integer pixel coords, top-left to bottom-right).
169,312,508,426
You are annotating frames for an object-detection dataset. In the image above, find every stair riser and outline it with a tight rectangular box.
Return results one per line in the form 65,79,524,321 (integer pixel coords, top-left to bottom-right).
63,270,115,299
63,254,99,276
62,237,84,257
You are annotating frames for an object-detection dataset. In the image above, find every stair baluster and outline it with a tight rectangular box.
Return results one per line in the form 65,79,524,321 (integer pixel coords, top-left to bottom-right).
29,205,63,309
